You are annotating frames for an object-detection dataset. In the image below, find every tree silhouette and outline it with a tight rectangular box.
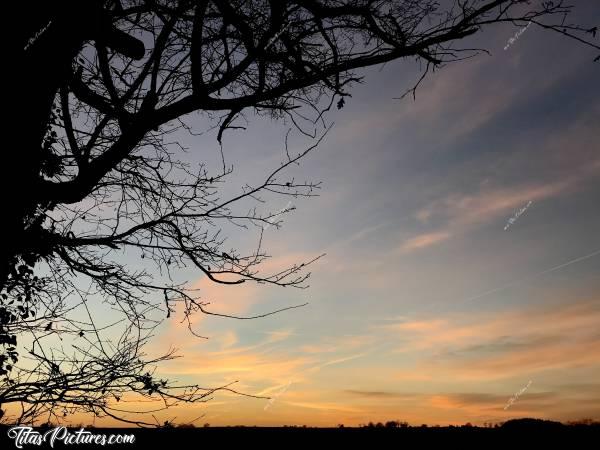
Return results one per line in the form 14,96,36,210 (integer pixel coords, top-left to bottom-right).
2,0,599,426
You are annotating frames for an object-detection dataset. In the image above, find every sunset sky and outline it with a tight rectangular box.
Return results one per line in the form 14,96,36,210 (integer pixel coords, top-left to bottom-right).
74,5,600,427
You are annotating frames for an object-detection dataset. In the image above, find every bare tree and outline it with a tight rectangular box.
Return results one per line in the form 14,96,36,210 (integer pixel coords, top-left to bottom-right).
2,0,598,426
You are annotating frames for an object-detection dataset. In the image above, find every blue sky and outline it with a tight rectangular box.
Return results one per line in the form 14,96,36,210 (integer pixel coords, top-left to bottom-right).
63,4,600,427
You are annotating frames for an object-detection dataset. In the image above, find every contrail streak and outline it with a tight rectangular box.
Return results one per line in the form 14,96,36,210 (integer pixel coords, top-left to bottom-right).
423,248,600,313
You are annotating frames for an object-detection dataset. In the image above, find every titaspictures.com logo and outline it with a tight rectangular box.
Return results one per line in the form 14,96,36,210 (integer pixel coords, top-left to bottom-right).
7,426,135,448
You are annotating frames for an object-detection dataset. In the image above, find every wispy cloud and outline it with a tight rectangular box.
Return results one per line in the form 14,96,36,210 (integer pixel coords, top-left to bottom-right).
400,160,600,253
400,232,452,252
343,390,418,399
380,299,600,381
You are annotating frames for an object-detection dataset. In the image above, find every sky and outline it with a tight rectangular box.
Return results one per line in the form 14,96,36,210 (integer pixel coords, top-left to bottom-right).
70,5,600,427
